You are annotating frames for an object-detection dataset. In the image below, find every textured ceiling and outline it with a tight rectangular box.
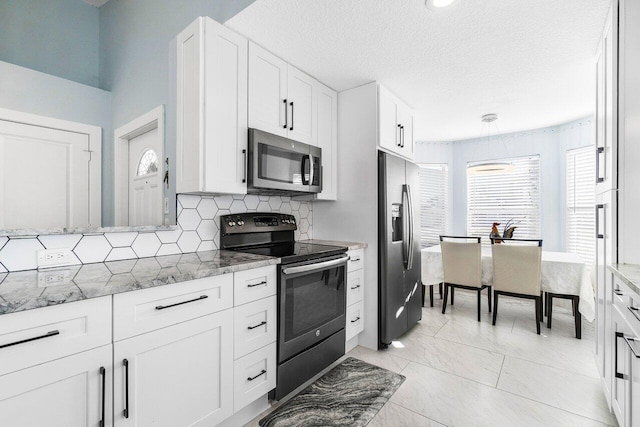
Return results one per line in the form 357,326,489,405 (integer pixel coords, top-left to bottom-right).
83,0,109,7
227,0,610,141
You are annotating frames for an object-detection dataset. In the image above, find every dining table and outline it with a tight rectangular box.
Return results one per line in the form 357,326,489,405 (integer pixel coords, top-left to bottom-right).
421,245,595,322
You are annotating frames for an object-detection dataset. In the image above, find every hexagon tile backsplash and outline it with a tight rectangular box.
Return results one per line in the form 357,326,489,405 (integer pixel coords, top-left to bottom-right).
0,194,313,272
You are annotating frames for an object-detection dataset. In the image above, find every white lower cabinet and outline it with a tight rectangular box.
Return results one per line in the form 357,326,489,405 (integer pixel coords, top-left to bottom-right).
113,310,233,426
0,345,113,427
345,248,365,345
234,342,277,412
234,295,277,358
346,300,364,341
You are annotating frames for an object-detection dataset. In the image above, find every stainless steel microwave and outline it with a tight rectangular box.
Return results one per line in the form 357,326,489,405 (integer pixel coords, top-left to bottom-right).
247,128,322,195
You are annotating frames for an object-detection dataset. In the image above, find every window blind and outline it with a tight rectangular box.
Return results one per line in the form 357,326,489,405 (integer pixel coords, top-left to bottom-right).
566,146,595,265
418,164,448,247
467,155,541,242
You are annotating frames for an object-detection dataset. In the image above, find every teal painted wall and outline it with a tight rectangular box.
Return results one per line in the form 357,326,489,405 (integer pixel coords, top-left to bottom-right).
0,0,100,87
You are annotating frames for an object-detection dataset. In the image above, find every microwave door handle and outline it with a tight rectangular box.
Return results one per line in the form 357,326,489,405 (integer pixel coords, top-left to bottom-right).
301,155,309,185
309,155,314,188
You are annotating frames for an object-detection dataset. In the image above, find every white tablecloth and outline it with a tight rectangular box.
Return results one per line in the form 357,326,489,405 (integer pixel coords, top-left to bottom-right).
421,246,595,322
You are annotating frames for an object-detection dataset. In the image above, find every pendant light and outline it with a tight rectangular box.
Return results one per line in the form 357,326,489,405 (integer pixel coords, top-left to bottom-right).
467,114,514,175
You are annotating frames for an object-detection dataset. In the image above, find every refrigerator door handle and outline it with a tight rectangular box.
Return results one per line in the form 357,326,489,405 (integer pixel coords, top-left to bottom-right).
405,184,415,270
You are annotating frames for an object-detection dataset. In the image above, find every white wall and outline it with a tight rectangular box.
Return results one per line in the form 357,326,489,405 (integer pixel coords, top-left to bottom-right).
416,118,594,251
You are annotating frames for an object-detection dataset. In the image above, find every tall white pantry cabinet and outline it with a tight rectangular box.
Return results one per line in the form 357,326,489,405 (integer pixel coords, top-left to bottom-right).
595,1,640,426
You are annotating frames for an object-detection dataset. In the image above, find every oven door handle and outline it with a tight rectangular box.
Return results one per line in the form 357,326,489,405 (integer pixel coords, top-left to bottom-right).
282,255,349,275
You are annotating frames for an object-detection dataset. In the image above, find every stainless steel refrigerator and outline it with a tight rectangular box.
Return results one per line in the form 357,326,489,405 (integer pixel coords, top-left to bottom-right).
378,151,422,348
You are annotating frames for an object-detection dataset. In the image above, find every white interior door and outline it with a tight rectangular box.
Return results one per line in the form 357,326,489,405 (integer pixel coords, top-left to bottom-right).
0,119,97,229
128,127,162,226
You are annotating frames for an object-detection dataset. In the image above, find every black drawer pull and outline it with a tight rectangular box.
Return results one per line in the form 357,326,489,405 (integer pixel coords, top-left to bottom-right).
351,257,360,262
350,285,361,290
248,369,267,381
624,337,640,358
123,359,130,418
248,281,268,288
155,295,208,310
615,332,624,379
248,321,267,330
350,317,361,323
629,306,640,322
0,330,59,349
614,289,623,296
99,367,106,427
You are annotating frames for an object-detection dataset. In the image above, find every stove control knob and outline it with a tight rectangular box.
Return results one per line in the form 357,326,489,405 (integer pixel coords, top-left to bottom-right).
238,220,245,226
228,221,235,227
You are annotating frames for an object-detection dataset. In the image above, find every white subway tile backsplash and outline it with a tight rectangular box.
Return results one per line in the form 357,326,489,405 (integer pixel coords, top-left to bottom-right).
131,233,161,258
73,235,111,264
0,194,313,272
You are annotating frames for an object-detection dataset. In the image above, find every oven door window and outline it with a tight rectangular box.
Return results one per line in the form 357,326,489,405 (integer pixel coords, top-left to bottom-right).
258,143,308,185
283,264,346,342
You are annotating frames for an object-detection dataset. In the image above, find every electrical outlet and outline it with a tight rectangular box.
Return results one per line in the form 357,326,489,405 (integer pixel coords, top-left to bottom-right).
37,269,70,287
37,248,75,268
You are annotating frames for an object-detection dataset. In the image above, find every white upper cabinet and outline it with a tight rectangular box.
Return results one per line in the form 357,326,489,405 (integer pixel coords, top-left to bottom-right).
176,17,248,195
248,42,288,138
248,42,318,146
378,85,415,161
316,82,338,200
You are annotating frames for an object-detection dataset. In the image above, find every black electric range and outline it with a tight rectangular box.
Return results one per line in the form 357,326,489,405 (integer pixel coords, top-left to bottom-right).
219,212,347,263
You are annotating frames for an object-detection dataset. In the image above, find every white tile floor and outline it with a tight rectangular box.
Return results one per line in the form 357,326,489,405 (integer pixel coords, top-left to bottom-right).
247,290,616,427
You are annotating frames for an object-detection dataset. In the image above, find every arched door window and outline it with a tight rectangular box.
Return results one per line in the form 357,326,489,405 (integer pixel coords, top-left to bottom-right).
137,149,158,176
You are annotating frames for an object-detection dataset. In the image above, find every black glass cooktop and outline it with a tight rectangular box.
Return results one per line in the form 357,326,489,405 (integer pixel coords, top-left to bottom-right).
233,242,347,264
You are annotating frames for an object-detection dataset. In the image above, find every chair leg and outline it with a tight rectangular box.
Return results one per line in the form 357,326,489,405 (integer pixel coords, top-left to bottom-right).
442,284,449,314
451,287,455,305
429,285,434,308
488,286,492,313
492,292,498,325
421,283,425,307
547,294,553,329
539,293,543,322
571,297,576,317
477,289,481,322
574,296,582,339
544,292,547,317
535,297,541,334
439,282,443,299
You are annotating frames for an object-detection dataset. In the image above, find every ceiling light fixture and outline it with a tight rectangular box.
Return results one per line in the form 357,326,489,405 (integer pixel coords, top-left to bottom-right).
425,0,459,9
467,114,515,175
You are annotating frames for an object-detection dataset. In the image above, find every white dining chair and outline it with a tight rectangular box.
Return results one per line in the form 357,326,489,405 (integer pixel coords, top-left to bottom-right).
440,235,490,322
491,238,543,334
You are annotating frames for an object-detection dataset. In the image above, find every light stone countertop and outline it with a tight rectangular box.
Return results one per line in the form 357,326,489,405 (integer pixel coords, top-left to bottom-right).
609,263,640,296
300,239,368,251
0,250,279,316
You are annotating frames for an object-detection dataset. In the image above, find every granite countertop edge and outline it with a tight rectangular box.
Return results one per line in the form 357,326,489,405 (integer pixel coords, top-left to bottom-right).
608,263,640,296
0,250,280,317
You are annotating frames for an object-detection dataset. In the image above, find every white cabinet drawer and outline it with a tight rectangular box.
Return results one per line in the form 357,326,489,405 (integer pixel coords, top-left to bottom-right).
346,300,364,341
234,296,277,359
234,342,276,412
0,297,111,376
234,266,277,306
113,274,233,341
347,268,364,306
348,249,364,272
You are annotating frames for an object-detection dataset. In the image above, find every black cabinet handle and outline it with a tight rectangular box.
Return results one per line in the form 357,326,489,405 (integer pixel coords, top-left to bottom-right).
595,204,604,239
350,284,361,290
350,316,361,323
99,367,106,427
615,332,624,379
397,124,402,147
400,125,405,147
248,369,267,381
629,306,640,322
614,289,623,296
248,280,267,288
350,257,360,262
242,149,247,183
290,101,294,131
283,99,288,129
155,295,208,310
123,359,130,418
248,321,267,330
0,329,59,349
624,337,640,358
596,146,605,183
